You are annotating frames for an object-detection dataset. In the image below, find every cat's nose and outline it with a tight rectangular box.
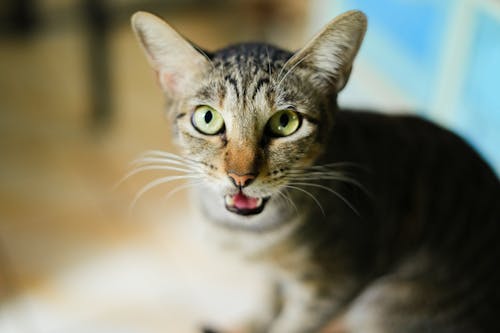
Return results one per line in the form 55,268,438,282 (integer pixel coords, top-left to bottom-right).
228,172,256,188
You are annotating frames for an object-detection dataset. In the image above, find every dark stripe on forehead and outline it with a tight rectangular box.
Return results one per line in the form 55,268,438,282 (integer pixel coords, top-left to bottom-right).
218,81,226,106
242,75,247,106
213,43,292,72
251,77,270,101
196,85,215,100
224,74,240,99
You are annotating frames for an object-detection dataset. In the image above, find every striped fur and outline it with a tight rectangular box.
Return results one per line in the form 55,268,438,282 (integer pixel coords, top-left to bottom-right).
132,11,500,333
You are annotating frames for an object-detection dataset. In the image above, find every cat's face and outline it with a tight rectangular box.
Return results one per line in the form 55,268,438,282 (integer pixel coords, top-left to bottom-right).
132,11,366,230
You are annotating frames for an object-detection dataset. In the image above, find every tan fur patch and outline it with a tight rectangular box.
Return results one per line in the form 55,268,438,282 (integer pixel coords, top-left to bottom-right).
224,143,258,176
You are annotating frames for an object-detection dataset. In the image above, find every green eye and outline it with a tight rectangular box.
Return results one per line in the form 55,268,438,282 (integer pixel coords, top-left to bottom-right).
267,109,301,137
191,105,225,135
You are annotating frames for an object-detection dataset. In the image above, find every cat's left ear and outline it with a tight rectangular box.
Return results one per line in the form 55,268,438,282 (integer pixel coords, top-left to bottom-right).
131,11,211,97
284,10,367,92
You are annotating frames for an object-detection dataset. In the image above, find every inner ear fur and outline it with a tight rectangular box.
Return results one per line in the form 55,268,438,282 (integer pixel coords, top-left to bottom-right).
131,11,210,97
284,10,367,93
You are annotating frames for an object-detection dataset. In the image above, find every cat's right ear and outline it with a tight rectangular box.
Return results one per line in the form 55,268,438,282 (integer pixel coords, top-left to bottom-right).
131,12,210,97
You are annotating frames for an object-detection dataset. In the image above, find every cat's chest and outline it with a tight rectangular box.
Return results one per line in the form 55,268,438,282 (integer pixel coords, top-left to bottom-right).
199,215,306,260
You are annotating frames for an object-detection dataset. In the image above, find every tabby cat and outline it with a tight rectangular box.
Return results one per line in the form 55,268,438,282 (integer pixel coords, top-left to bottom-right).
130,10,500,333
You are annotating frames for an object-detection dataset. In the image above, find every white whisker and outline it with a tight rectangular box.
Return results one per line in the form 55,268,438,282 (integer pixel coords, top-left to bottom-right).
130,174,202,211
131,156,201,169
284,185,325,216
303,162,364,170
135,150,201,167
265,45,273,78
114,164,199,191
164,180,204,201
288,161,370,196
289,182,359,216
276,189,298,213
140,149,187,160
140,150,201,165
287,173,368,194
275,54,310,90
191,44,215,70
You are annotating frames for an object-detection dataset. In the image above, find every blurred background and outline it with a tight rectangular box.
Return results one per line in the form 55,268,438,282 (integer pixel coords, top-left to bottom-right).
0,0,499,332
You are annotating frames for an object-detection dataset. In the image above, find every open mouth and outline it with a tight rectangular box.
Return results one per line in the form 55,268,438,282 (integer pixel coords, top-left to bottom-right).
224,192,269,216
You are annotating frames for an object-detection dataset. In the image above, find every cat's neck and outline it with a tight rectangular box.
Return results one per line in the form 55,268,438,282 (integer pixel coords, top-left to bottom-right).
191,187,305,257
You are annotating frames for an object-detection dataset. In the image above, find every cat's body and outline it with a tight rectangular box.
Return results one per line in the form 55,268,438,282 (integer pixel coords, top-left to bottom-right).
131,11,500,333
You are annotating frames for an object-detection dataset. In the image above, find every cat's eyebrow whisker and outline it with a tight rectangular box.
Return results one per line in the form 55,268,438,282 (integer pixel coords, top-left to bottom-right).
283,185,325,216
130,174,203,211
265,45,273,78
288,182,359,216
275,54,310,91
191,44,215,71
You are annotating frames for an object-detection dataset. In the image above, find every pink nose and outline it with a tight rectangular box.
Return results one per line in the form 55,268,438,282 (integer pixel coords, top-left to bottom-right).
228,172,256,188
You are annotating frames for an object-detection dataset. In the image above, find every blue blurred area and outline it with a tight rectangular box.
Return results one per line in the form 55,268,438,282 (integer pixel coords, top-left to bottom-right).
350,0,449,69
312,0,500,174
459,9,500,172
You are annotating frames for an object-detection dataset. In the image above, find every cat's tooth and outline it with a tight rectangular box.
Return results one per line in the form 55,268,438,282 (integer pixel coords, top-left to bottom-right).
256,197,263,207
225,195,234,206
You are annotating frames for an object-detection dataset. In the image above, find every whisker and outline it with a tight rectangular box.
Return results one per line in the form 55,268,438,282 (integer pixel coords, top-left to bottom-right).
287,171,347,180
288,182,359,216
139,150,203,166
114,164,199,191
164,180,204,202
301,161,365,170
131,156,201,170
139,149,187,160
275,189,298,213
135,150,201,167
265,45,273,78
283,185,325,216
191,44,215,71
289,161,371,196
130,174,203,211
287,173,369,195
275,54,310,90
274,53,302,89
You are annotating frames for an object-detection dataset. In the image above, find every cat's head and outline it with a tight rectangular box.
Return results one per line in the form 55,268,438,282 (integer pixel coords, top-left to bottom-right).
131,11,366,230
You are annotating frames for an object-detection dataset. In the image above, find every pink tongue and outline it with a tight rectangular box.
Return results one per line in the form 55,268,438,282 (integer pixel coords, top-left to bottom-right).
233,192,259,210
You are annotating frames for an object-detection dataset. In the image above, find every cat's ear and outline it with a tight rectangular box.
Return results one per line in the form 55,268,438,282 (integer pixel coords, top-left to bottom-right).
284,10,367,92
131,11,210,97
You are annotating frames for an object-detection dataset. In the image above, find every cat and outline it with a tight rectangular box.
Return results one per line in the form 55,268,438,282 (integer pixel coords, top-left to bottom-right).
130,10,500,333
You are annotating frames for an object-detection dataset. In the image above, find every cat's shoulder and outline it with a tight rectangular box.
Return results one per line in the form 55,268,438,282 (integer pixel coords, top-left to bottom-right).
336,109,442,130
335,109,465,145
332,109,498,181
